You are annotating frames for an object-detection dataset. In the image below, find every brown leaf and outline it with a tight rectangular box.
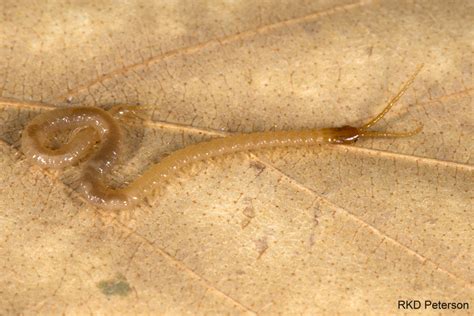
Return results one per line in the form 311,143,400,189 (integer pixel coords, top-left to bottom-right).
0,0,472,314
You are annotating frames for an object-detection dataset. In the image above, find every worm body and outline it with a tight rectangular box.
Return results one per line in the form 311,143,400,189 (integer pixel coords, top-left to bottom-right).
22,107,129,209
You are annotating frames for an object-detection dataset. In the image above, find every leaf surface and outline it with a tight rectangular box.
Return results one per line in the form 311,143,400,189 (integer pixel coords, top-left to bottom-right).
0,0,472,314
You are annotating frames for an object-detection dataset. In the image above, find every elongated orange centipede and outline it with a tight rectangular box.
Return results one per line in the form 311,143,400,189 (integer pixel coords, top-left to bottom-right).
21,66,423,211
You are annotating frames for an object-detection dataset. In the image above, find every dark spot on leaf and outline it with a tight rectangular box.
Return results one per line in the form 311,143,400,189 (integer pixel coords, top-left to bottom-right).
97,274,131,297
249,160,266,174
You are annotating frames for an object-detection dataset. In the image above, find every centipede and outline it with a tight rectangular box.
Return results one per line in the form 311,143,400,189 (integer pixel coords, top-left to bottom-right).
21,65,424,211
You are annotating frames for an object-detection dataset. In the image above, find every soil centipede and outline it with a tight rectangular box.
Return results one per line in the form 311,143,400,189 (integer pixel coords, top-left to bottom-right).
21,66,424,211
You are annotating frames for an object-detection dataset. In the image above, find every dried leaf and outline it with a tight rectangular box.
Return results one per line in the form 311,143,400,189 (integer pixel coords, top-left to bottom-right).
0,0,472,314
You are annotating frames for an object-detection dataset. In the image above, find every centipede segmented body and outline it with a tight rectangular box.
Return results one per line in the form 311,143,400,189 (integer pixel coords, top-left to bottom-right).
21,66,423,211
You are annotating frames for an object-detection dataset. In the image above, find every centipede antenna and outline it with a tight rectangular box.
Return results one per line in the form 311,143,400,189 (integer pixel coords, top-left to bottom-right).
360,124,423,138
361,64,424,130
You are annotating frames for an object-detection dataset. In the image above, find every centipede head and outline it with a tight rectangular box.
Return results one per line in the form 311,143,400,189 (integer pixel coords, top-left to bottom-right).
328,125,360,144
327,65,424,144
